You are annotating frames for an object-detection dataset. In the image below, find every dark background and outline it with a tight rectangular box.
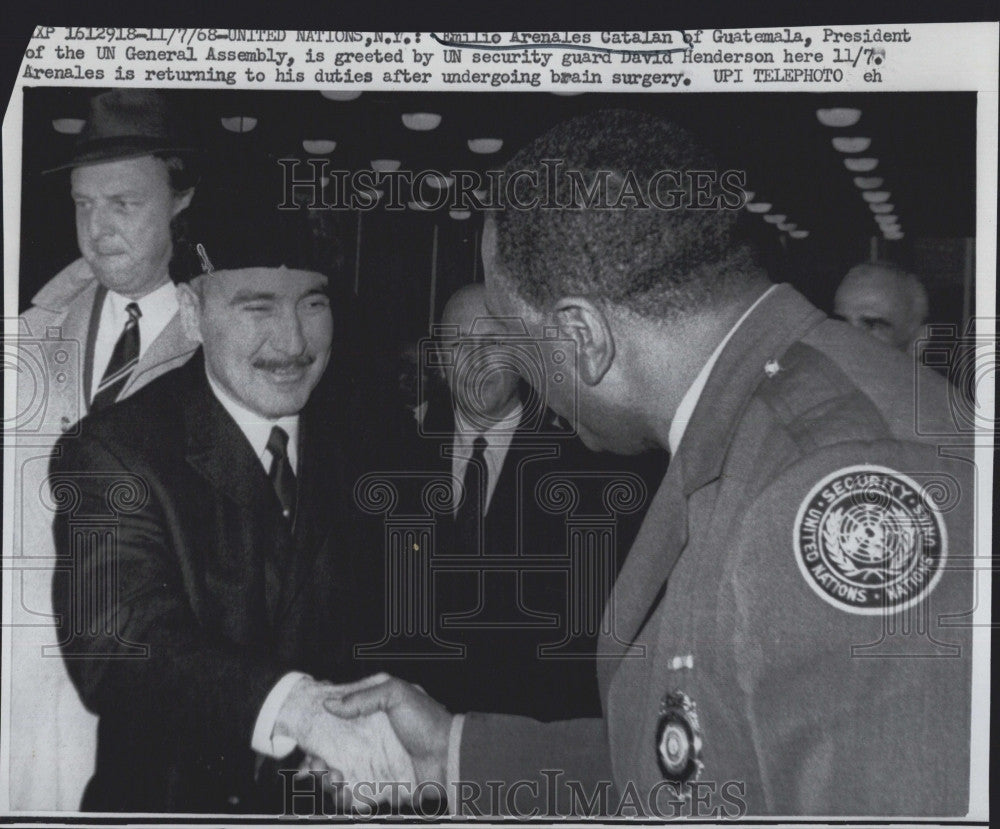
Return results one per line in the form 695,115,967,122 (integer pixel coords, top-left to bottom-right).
18,89,977,349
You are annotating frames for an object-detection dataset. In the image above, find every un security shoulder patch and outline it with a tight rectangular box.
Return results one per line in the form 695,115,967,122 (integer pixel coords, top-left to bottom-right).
793,465,947,615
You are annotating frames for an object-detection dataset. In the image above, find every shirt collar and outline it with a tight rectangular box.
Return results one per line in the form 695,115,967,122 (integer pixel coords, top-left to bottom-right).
205,367,300,472
667,284,779,455
106,280,178,328
455,401,524,446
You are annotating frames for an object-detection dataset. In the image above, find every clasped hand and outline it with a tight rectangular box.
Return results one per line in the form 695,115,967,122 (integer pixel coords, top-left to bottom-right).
277,673,452,810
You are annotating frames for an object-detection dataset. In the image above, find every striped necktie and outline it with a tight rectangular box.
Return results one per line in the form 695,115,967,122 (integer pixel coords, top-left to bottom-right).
91,302,141,412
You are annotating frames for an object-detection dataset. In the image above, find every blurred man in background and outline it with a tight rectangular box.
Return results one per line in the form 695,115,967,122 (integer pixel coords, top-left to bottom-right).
833,261,929,353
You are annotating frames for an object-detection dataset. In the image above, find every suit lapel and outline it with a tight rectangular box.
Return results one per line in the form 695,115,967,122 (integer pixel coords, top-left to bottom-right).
182,359,274,514
123,315,198,398
276,407,341,619
182,355,288,622
597,466,687,694
599,285,827,694
69,283,105,413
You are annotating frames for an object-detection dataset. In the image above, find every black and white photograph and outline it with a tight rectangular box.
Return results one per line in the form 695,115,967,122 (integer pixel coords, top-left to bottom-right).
1,21,995,825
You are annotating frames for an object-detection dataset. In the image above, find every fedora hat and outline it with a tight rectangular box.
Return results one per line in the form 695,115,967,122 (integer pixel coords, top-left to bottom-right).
44,89,199,173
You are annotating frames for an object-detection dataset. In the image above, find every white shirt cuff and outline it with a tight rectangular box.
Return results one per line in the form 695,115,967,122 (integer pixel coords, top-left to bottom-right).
251,671,311,758
447,713,466,816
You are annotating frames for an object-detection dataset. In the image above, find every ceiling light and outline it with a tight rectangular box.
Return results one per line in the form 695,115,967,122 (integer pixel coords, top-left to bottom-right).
870,203,895,213
320,90,362,101
302,139,336,155
816,108,862,128
52,118,85,134
745,202,772,213
468,138,503,154
844,157,879,172
883,230,905,240
402,112,441,131
853,176,884,189
742,190,755,201
408,200,434,211
862,191,891,203
778,222,797,231
832,136,871,153
449,209,471,220
424,174,454,189
221,116,257,133
371,159,401,173
789,230,810,239
763,214,787,224
875,214,899,225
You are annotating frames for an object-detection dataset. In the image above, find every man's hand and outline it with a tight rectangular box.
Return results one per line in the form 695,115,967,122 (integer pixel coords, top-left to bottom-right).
273,675,416,804
322,673,453,787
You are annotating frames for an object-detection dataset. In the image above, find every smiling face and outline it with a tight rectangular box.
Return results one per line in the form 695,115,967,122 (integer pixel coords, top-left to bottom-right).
71,155,193,298
179,268,333,418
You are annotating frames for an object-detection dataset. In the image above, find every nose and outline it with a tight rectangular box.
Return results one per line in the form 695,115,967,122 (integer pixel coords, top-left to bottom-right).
86,204,114,240
270,308,307,356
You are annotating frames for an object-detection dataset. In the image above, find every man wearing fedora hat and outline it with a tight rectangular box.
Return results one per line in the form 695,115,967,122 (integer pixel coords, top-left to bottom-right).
9,89,201,810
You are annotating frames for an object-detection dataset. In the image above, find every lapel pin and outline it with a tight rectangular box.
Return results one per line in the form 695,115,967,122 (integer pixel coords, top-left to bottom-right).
764,358,781,378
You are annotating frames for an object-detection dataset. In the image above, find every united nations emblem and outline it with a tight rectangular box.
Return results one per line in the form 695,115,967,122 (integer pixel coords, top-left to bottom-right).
793,465,947,615
655,691,704,784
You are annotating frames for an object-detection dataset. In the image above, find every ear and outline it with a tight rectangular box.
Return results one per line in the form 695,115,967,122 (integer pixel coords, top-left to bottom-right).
176,281,204,344
171,188,195,217
551,296,615,386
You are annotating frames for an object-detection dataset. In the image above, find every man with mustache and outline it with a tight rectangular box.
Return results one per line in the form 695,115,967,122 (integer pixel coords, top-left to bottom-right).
9,89,200,810
50,199,412,812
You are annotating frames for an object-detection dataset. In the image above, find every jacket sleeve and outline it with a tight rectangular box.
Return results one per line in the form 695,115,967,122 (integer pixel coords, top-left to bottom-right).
50,430,284,755
718,439,973,816
456,713,612,816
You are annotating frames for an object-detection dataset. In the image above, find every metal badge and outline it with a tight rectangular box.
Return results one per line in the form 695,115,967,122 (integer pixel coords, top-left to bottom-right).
655,690,704,784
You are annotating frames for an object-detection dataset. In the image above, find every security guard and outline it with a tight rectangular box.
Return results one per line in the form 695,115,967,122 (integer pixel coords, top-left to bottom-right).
322,109,976,818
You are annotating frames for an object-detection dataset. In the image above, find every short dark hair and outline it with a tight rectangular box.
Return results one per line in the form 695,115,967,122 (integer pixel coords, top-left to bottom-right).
492,110,766,321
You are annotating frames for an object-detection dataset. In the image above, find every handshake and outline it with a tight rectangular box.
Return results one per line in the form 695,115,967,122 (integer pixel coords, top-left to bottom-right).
272,673,453,811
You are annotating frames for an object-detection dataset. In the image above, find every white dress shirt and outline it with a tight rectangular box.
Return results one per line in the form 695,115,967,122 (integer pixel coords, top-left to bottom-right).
666,284,778,454
444,285,780,807
91,280,179,400
204,369,305,759
450,403,524,514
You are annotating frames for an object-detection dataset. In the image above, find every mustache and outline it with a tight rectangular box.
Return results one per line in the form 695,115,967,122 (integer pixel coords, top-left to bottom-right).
252,354,317,371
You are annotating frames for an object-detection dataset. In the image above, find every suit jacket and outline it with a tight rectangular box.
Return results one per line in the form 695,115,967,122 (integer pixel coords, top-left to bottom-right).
8,258,198,810
456,285,974,817
50,352,361,813
361,399,665,722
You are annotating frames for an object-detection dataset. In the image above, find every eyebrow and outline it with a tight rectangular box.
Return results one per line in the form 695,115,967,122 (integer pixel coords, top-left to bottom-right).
70,189,146,199
228,286,329,305
230,291,277,304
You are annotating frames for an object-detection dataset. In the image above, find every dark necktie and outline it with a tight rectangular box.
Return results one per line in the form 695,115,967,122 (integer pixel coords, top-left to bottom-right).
267,426,297,522
91,302,141,412
455,435,488,553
